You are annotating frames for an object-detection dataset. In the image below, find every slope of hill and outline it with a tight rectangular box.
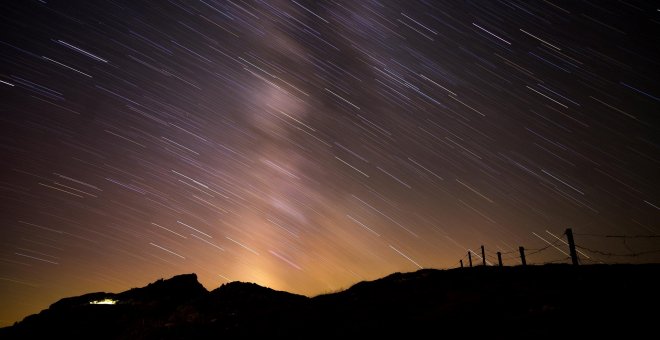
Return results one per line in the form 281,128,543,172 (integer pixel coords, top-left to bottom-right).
1,264,658,339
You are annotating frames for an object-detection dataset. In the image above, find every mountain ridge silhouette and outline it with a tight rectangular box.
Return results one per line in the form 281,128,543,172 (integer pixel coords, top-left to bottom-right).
2,264,659,339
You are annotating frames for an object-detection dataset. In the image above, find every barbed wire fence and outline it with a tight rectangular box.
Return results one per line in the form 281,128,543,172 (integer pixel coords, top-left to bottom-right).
453,228,660,268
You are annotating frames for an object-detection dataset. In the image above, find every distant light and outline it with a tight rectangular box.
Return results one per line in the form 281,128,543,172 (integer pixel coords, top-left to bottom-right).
89,298,117,305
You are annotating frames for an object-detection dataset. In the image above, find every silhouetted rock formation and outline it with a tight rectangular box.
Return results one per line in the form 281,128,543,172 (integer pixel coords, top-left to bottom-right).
2,265,659,339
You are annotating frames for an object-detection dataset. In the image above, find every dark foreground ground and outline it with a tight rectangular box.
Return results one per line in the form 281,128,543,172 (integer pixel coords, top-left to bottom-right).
1,264,658,339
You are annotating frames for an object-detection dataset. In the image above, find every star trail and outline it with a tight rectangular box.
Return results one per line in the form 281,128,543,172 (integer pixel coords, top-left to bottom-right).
1,0,659,326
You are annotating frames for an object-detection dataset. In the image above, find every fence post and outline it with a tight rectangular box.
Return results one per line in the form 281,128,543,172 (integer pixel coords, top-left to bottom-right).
481,245,486,266
565,228,579,266
460,259,463,268
519,246,526,266
497,252,502,267
468,251,472,267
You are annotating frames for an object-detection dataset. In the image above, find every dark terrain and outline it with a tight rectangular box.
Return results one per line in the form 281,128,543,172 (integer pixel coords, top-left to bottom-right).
2,264,658,339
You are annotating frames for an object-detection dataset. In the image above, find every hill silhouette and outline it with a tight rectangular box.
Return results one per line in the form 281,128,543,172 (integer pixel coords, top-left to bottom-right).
1,264,658,339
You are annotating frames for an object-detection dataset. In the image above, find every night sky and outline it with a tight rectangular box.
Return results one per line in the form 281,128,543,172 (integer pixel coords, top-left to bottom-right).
1,0,659,326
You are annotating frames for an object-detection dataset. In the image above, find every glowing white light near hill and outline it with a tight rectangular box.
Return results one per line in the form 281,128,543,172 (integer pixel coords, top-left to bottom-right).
89,299,117,305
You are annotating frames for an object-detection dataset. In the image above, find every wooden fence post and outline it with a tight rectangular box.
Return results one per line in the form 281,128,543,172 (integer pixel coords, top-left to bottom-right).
481,245,486,266
566,228,579,266
519,246,526,266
